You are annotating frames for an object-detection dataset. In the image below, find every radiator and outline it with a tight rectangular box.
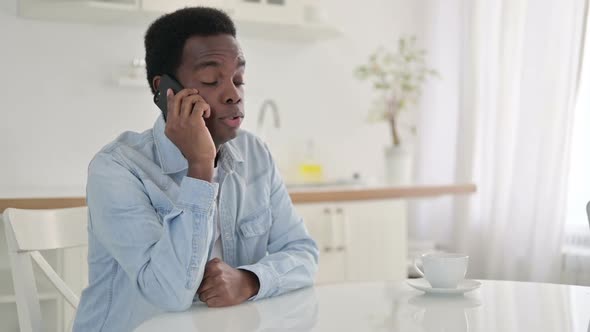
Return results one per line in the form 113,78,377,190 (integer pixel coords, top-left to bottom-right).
561,225,590,286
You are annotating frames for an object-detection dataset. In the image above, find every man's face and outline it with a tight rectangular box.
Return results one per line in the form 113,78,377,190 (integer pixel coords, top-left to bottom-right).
174,34,245,147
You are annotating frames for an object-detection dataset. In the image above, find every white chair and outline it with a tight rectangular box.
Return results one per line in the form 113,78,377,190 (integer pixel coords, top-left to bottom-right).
3,207,88,332
587,201,590,229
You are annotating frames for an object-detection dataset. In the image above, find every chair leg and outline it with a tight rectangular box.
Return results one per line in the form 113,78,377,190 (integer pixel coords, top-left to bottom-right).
7,251,43,332
5,216,43,332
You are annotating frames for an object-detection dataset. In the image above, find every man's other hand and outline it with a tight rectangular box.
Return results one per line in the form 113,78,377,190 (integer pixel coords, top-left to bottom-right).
196,258,260,307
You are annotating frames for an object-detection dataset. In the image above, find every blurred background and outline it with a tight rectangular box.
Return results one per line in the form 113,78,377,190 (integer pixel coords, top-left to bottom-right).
0,0,589,330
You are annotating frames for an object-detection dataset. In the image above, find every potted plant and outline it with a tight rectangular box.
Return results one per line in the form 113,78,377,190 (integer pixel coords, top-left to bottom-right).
354,36,438,183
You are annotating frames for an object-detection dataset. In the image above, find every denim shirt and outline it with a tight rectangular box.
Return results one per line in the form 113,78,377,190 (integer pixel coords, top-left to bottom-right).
73,116,319,332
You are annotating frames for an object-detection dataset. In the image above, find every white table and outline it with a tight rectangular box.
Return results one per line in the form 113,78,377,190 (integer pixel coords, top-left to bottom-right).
135,280,590,332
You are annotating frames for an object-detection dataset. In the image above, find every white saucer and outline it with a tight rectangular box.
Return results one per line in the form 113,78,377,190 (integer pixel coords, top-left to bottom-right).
407,278,481,295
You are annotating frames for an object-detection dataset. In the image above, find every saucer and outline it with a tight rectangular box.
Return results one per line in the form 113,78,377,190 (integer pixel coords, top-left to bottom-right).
408,294,482,308
407,278,481,295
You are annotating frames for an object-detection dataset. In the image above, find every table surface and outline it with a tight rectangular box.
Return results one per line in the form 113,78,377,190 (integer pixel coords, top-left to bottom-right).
135,279,590,332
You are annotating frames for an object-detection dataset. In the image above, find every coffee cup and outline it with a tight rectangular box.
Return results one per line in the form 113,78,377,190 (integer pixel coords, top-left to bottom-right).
414,253,469,289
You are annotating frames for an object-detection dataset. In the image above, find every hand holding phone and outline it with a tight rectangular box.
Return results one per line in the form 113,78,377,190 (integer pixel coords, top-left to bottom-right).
156,75,216,181
155,74,184,121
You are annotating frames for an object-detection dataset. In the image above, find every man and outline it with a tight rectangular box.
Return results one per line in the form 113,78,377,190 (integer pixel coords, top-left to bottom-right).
73,7,318,331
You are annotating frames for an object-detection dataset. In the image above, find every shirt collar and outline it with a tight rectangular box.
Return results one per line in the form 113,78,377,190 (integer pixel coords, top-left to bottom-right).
153,115,244,174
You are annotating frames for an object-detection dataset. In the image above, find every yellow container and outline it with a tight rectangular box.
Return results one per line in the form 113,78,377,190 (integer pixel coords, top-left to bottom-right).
298,163,324,183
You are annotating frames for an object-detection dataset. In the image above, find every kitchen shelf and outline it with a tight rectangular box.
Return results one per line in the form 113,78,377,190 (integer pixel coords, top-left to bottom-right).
0,268,60,304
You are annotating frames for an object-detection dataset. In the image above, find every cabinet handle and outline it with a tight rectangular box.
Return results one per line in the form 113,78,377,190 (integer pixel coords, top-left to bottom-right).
335,207,347,252
329,207,341,252
323,208,333,252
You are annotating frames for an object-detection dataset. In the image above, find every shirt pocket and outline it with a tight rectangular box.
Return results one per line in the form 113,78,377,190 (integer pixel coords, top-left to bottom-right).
239,207,272,238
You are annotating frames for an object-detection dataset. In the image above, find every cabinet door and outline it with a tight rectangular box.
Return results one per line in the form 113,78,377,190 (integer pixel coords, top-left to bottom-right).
295,204,348,284
231,0,304,25
295,200,407,284
340,200,407,282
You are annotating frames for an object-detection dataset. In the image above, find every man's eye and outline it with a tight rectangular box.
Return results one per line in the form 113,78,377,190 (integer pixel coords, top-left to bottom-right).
234,81,245,86
201,81,217,86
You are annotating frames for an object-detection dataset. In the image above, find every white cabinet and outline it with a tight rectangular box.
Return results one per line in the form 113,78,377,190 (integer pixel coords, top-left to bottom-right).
17,0,339,41
232,0,304,25
142,0,228,13
296,200,407,284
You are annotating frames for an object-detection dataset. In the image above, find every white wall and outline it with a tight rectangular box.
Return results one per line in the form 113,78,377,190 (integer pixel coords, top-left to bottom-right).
0,1,425,197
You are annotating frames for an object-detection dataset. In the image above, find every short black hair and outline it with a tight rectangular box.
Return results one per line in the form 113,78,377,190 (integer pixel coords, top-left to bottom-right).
144,7,236,95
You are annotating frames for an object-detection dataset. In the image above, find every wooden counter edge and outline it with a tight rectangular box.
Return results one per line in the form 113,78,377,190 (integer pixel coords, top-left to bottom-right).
288,183,476,203
0,184,476,212
0,197,87,213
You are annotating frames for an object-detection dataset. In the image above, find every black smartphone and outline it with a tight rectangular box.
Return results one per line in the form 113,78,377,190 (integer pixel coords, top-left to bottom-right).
155,74,184,121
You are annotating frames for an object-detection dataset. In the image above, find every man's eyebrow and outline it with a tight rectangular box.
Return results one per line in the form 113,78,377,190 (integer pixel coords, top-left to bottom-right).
194,58,246,70
195,60,222,71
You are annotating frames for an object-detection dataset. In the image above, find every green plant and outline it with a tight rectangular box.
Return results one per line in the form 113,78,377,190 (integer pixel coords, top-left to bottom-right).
354,36,438,146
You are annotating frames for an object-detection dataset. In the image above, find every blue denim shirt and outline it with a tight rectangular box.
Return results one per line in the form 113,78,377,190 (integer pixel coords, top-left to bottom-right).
73,116,319,332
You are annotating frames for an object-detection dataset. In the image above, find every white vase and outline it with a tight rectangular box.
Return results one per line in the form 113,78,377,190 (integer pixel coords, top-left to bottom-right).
384,145,413,185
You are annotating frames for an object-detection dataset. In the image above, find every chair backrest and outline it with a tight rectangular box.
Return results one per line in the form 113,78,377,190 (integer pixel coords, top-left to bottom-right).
3,207,88,332
587,201,590,229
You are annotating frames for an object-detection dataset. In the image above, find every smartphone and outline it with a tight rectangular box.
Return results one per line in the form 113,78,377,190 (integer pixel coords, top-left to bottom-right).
155,74,184,121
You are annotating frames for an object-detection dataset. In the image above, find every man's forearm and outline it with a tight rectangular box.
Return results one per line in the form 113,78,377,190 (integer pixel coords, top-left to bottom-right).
187,162,214,182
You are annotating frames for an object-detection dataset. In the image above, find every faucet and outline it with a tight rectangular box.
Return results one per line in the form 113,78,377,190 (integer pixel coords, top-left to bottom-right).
257,99,280,132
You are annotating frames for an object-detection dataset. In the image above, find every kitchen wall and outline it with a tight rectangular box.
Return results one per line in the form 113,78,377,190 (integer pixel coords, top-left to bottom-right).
0,1,427,197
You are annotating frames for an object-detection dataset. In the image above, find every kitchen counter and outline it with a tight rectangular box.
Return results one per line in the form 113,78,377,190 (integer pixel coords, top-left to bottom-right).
288,183,475,203
0,184,476,211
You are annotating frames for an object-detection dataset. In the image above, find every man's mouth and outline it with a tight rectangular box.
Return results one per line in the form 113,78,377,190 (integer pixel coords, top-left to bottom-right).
220,115,243,128
219,111,244,120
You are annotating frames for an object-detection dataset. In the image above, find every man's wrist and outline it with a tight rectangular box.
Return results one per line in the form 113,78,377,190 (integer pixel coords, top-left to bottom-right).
240,269,260,299
187,161,214,182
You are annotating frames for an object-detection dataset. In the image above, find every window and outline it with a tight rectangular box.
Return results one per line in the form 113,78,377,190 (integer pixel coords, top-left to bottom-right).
565,16,590,230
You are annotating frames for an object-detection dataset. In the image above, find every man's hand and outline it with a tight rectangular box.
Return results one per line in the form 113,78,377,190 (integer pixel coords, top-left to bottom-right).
164,88,216,181
197,258,260,307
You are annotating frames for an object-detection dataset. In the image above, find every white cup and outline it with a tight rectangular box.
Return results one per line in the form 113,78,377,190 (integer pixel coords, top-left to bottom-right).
414,253,469,289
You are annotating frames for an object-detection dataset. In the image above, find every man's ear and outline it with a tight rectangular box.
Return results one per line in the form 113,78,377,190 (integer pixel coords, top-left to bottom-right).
152,75,161,94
